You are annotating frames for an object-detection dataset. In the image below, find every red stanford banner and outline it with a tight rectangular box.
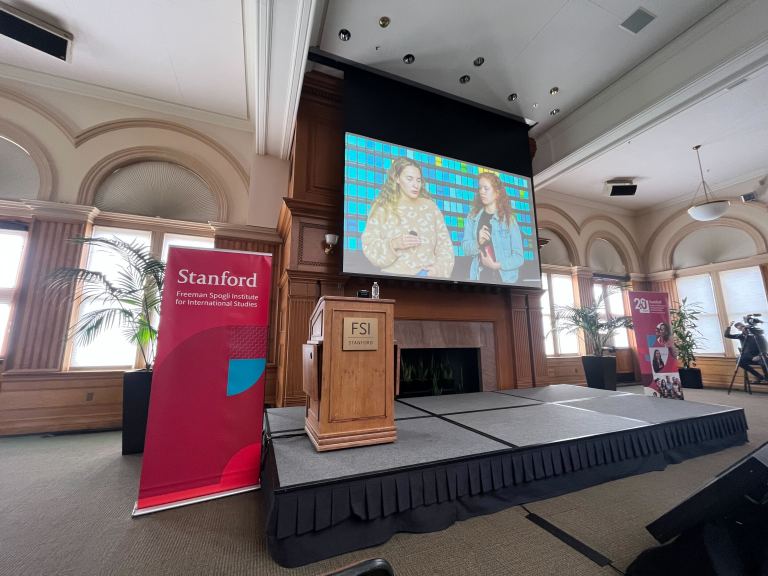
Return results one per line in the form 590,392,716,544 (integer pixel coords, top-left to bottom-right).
628,291,684,400
134,247,272,515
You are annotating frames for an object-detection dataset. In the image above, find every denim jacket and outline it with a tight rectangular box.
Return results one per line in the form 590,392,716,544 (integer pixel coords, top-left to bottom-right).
461,211,524,283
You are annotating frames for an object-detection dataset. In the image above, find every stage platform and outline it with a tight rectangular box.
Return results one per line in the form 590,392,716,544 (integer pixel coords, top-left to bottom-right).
262,385,748,567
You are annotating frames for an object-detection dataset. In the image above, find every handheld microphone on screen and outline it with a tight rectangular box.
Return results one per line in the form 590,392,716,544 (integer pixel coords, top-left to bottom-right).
408,230,422,245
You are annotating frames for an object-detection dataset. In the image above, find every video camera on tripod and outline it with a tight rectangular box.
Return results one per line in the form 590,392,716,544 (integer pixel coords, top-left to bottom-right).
743,313,764,334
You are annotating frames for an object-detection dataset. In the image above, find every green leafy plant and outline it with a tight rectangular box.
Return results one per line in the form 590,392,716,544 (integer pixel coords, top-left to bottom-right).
554,289,633,357
47,236,165,370
669,297,703,369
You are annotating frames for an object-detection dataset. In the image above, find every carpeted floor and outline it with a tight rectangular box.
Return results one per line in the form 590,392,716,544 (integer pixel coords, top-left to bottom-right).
1,386,767,576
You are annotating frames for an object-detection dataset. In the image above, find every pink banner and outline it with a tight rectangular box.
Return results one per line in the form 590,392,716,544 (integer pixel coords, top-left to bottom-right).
135,247,272,515
629,291,684,400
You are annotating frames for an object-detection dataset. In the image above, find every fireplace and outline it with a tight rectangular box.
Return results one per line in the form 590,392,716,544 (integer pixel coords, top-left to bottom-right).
394,320,497,392
398,348,481,398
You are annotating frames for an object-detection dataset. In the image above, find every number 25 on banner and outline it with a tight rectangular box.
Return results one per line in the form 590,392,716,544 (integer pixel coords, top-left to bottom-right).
633,297,650,314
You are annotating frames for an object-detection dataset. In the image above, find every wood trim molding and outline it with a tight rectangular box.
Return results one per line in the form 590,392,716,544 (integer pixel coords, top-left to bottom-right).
301,71,344,106
0,119,56,201
283,197,339,219
77,146,228,221
209,221,282,243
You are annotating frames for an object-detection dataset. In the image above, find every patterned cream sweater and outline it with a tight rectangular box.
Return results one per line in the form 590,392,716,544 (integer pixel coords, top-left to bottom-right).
361,198,455,278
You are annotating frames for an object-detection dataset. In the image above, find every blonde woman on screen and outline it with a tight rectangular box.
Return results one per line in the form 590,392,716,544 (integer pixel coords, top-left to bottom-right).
362,158,454,278
461,172,524,283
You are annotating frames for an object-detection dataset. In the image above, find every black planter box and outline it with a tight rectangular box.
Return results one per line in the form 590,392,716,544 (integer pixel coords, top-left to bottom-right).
679,367,703,389
122,370,152,455
581,355,617,391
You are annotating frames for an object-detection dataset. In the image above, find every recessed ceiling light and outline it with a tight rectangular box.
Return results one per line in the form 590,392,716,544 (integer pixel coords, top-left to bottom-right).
531,103,538,109
473,57,485,67
403,53,415,64
549,86,559,95
338,29,351,41
459,75,471,84
549,108,560,116
507,93,518,101
378,16,390,28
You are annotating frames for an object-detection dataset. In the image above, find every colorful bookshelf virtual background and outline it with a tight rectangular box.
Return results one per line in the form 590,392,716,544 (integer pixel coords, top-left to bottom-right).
344,133,536,259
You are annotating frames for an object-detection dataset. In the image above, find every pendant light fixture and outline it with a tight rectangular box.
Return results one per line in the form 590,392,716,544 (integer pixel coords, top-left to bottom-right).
687,145,730,221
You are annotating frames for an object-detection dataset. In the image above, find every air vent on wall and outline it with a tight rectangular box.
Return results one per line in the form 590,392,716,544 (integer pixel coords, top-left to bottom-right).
0,1,72,61
605,178,637,197
620,8,656,34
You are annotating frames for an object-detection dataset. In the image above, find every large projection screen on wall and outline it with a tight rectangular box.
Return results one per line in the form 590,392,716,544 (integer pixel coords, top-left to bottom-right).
343,132,541,289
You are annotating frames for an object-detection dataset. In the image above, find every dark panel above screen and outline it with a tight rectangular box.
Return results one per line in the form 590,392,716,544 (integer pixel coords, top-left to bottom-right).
344,67,532,178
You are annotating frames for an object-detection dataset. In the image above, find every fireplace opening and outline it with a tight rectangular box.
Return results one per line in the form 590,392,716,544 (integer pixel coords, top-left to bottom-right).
398,348,481,398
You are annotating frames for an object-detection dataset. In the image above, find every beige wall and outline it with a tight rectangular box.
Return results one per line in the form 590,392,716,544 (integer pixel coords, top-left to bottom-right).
0,79,258,225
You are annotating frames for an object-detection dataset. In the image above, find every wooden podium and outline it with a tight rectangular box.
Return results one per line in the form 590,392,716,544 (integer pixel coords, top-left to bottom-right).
303,296,397,451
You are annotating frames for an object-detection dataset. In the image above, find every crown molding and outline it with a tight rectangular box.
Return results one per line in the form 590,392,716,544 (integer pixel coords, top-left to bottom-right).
0,63,254,133
209,221,282,243
26,201,99,223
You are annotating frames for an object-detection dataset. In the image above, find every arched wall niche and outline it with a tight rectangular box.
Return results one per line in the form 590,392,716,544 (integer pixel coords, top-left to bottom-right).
645,205,768,272
538,223,579,267
663,218,767,271
586,235,628,276
580,215,641,273
671,225,758,269
0,119,54,201
78,147,228,221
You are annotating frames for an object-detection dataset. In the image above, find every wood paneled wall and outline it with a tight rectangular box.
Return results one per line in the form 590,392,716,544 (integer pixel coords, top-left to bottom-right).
214,235,282,405
0,371,122,436
275,72,546,406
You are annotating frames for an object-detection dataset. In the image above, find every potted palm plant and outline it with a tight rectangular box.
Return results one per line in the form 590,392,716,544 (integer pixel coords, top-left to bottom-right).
554,291,633,390
47,236,164,454
670,298,703,389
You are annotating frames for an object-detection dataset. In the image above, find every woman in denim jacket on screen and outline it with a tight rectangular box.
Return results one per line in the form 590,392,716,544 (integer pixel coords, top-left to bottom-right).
461,172,524,284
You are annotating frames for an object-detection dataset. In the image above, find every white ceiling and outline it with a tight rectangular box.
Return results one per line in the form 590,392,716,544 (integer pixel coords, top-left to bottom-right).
1,0,767,212
0,0,249,120
318,0,725,135
548,63,768,209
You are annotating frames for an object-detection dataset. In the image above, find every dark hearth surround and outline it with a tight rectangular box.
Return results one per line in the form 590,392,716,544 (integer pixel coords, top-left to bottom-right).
395,321,495,392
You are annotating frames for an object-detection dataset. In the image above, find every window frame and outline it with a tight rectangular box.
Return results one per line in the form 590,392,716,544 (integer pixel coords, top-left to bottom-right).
65,214,214,371
0,227,29,358
591,277,630,350
541,270,580,357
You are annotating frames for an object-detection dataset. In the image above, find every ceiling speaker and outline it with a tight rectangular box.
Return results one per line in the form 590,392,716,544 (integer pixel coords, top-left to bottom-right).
604,178,637,197
0,2,72,62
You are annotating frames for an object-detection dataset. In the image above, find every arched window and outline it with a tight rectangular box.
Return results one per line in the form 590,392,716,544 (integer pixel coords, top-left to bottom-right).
94,161,219,222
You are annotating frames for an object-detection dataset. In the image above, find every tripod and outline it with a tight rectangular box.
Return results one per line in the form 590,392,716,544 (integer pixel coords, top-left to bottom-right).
727,332,768,395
